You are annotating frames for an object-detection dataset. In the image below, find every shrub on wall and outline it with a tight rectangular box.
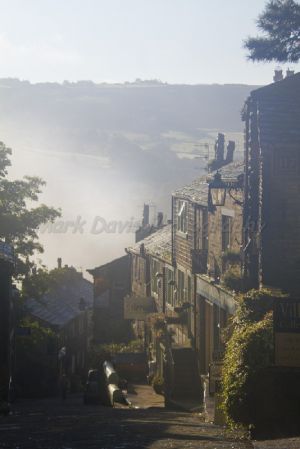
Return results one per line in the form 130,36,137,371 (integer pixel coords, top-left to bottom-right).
222,267,244,292
222,314,273,427
221,288,300,435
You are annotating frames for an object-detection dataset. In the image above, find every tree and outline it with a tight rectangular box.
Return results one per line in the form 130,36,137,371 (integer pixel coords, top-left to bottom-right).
15,318,58,397
0,142,61,276
244,0,300,63
22,266,83,300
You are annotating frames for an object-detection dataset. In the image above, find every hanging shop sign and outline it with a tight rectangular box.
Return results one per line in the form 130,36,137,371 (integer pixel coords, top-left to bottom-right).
274,299,300,368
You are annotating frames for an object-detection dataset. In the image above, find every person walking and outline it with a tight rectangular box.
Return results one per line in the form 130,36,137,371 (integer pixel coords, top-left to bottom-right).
60,374,68,401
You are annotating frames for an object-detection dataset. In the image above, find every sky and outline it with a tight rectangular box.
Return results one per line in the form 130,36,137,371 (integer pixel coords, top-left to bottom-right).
0,0,298,85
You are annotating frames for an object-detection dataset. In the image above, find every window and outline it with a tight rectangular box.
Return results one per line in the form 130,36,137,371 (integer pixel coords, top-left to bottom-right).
195,207,208,250
177,269,185,304
166,268,174,306
134,255,139,280
187,275,192,303
151,258,160,294
222,215,231,251
177,200,187,233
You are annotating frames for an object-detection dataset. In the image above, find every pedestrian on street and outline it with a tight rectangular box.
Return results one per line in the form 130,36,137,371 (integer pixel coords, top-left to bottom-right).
60,374,68,401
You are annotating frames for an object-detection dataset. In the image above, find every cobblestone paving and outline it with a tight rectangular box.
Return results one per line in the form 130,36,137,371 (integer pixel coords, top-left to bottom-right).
253,438,300,449
0,395,252,449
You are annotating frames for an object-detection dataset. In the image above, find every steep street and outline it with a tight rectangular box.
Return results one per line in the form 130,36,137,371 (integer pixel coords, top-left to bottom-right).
0,393,252,449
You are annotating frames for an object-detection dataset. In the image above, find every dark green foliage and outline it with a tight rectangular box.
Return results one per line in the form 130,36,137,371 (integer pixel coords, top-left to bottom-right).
234,288,288,324
88,340,144,369
245,0,300,62
222,267,244,292
0,142,61,276
22,266,84,300
222,314,273,427
15,319,58,397
221,289,300,435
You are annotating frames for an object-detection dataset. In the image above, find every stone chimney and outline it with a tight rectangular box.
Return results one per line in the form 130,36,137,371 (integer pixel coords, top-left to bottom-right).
286,69,295,78
226,141,235,164
214,133,225,163
273,69,283,82
157,212,163,228
142,204,150,227
57,257,62,269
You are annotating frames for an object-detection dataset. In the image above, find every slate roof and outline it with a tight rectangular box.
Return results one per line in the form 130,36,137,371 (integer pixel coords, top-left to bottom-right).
87,254,129,277
251,72,300,100
173,161,244,205
126,224,172,264
209,161,244,183
173,177,208,206
26,270,93,329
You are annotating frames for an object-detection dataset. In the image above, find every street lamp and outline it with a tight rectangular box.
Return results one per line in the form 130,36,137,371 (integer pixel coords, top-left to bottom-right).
209,172,227,207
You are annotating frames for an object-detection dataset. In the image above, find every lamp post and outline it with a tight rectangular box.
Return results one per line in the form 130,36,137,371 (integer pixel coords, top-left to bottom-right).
209,172,227,207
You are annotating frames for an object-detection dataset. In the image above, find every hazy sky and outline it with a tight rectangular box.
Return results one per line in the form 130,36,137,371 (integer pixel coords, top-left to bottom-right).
0,0,298,85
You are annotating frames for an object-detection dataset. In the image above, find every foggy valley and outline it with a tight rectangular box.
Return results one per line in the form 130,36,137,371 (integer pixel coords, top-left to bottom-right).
0,78,257,273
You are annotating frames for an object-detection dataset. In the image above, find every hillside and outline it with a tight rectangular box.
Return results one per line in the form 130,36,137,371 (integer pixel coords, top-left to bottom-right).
0,79,259,271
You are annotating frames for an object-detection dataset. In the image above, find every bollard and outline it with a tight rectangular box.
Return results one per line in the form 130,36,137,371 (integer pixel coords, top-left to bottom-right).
103,361,119,385
107,384,124,406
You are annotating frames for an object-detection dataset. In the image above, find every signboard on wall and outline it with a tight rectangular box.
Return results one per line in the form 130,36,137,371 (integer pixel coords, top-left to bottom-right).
124,295,156,320
274,299,300,367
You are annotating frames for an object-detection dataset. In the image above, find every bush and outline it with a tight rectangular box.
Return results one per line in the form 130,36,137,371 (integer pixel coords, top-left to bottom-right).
15,319,58,398
221,314,273,427
221,289,300,435
88,340,144,369
234,288,287,324
222,267,244,292
222,250,241,266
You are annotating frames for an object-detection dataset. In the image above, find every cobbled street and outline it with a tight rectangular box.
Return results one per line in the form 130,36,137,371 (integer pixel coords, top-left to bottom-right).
2,387,300,449
0,393,253,449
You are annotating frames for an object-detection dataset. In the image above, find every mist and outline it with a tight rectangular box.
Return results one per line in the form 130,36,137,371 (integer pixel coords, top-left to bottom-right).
0,79,252,274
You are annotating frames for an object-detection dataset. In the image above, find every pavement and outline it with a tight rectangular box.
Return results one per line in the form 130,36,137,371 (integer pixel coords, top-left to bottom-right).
0,385,299,449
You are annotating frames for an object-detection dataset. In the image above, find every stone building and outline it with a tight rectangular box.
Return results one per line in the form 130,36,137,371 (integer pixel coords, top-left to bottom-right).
26,267,93,383
126,160,244,402
87,255,131,343
125,225,171,339
172,162,243,379
243,73,300,294
126,224,202,400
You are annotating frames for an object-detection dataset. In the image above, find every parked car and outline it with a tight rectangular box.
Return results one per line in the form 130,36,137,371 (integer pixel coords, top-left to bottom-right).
84,368,112,405
84,369,101,404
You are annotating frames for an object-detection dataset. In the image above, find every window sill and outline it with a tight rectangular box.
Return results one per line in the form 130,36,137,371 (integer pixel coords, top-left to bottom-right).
176,231,188,239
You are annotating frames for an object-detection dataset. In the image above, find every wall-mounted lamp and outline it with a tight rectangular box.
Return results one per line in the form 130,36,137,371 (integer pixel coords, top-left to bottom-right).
209,172,227,207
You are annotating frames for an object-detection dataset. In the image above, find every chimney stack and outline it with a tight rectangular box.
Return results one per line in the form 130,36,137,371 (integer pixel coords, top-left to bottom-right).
286,69,295,78
273,69,283,82
57,257,62,269
226,141,235,164
214,133,225,163
157,212,163,228
142,204,150,227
